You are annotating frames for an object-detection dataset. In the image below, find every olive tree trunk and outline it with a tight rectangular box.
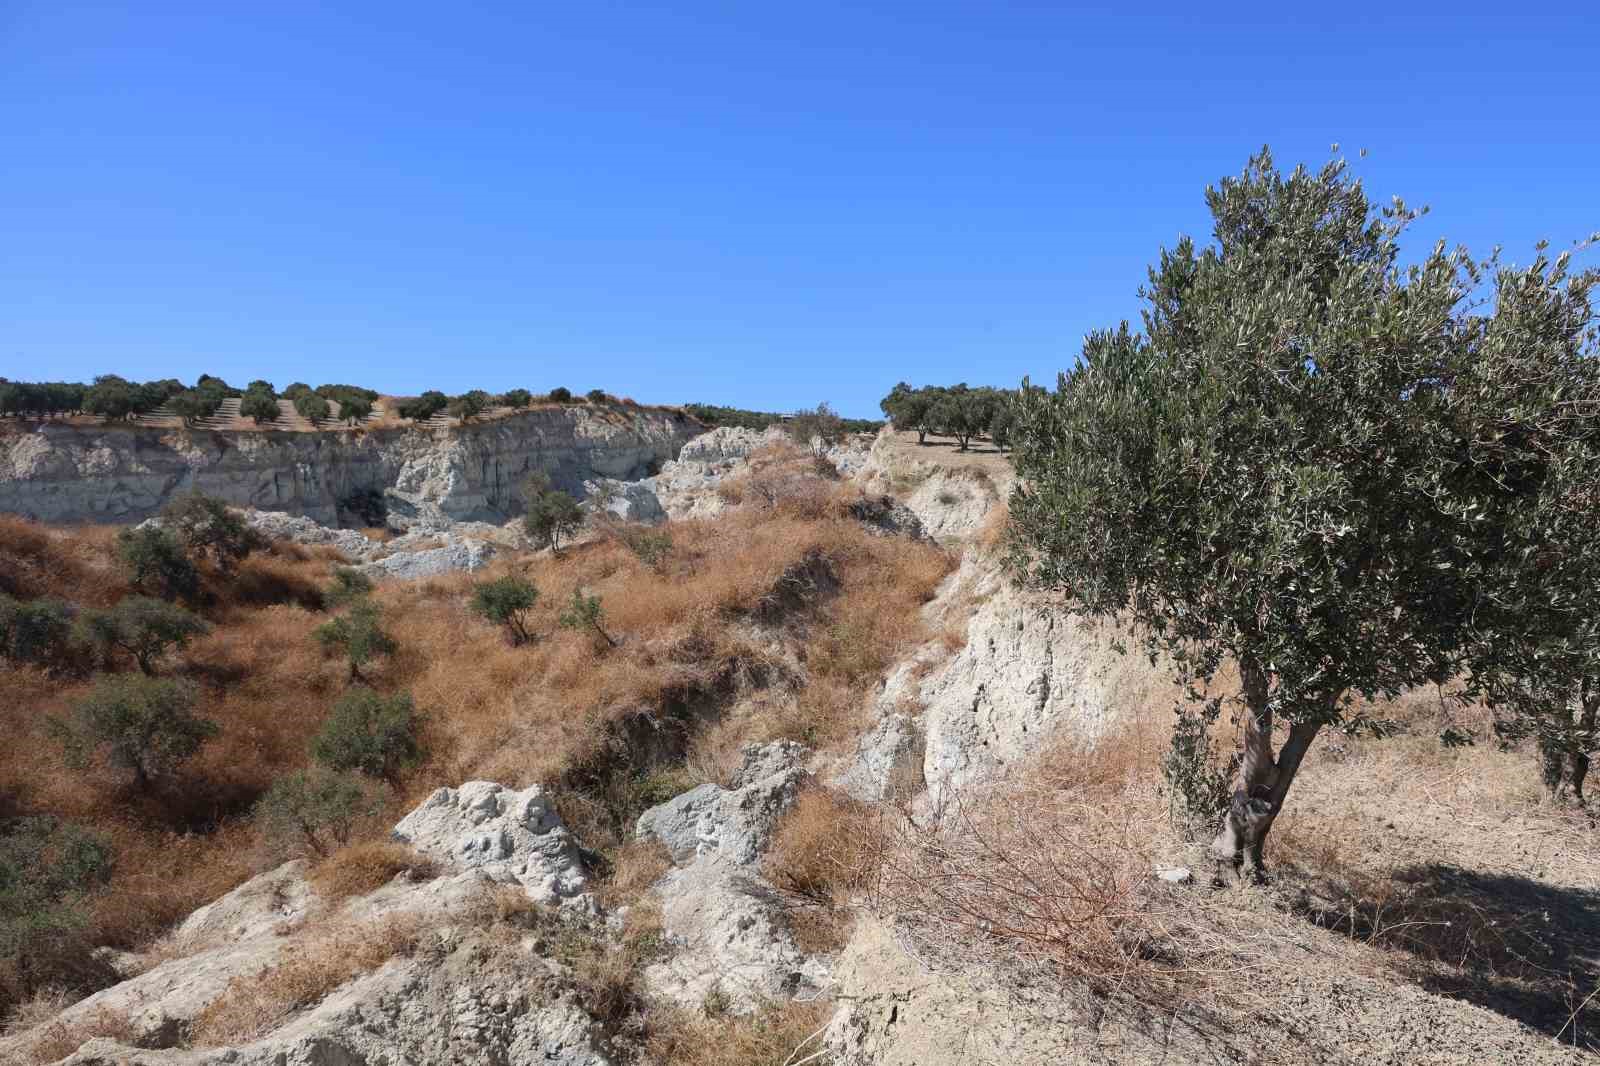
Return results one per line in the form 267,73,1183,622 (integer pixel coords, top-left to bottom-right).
1210,660,1325,878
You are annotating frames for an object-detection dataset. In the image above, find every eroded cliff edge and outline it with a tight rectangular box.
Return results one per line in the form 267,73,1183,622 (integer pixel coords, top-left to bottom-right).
0,406,702,526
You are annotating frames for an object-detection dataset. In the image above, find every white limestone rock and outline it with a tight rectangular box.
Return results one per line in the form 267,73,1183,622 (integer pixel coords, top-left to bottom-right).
392,781,589,906
634,742,829,1011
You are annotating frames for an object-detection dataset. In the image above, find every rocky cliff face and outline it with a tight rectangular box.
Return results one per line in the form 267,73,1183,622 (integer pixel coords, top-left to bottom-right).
0,407,701,526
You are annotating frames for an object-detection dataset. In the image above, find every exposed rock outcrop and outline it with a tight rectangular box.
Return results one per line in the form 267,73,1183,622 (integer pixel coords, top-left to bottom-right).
0,784,616,1066
0,406,699,526
634,742,830,1010
392,781,590,907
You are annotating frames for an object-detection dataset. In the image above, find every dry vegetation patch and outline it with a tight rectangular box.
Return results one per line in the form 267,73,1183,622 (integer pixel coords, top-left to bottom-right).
308,841,438,902
189,914,427,1046
1,486,951,1023
765,787,883,953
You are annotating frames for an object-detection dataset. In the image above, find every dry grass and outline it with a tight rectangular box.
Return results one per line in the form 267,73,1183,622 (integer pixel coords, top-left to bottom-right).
643,999,833,1066
8,1003,136,1066
189,915,426,1046
308,842,438,902
1,481,951,1020
765,787,883,952
879,724,1253,1008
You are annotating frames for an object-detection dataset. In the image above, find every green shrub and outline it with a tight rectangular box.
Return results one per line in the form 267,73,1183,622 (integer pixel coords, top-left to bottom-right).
522,473,584,554
1160,704,1238,840
469,576,539,645
293,391,331,424
326,567,374,608
448,390,491,422
76,596,210,675
0,816,113,996
500,388,532,409
548,387,572,403
314,599,397,682
160,492,264,572
53,675,216,791
256,769,373,858
0,595,74,666
311,688,423,784
396,390,448,422
586,388,609,404
115,526,199,601
558,589,617,648
239,389,280,425
624,529,673,571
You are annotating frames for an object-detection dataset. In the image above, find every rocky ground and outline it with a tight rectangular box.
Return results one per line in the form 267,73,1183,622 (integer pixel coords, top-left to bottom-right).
4,425,1595,1065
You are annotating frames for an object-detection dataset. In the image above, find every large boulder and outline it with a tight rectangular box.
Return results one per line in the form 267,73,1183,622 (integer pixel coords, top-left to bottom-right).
393,781,589,906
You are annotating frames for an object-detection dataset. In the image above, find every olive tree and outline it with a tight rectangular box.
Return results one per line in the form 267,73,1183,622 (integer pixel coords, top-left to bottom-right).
76,597,210,675
311,688,423,785
0,595,74,666
160,493,264,573
256,769,372,857
558,589,617,649
53,675,217,791
469,575,539,645
115,526,199,601
314,598,397,682
787,402,845,458
1006,149,1599,877
522,473,583,554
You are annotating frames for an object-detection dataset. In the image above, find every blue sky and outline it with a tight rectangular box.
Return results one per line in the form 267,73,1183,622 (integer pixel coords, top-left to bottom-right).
3,3,1596,418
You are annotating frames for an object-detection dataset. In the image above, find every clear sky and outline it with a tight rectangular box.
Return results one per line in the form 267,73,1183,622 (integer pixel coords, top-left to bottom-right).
3,3,1596,417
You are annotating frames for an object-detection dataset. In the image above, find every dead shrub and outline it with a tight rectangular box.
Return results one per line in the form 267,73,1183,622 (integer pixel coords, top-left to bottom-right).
189,915,426,1046
11,1003,136,1065
880,772,1236,1007
308,841,438,902
765,787,881,952
644,999,832,1066
598,838,673,909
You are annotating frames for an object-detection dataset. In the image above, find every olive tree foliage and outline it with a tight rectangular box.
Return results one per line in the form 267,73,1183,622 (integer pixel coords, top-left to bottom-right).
880,382,935,443
469,575,539,645
310,688,423,785
52,675,217,791
1006,149,1600,875
76,597,210,675
558,589,617,648
115,526,199,602
1454,261,1600,803
787,402,846,458
314,598,397,682
256,769,373,858
239,387,281,425
160,493,265,573
325,566,374,607
0,595,74,667
521,472,584,553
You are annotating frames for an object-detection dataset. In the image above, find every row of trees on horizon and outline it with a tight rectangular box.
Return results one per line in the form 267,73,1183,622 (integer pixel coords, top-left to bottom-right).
0,376,654,428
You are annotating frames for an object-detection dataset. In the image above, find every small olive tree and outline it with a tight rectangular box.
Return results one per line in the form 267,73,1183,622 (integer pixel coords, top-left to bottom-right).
469,575,539,645
787,402,845,458
160,493,264,573
522,473,584,554
325,566,374,608
53,675,217,791
115,526,199,602
0,595,74,666
1006,149,1600,877
76,597,210,675
311,688,423,785
256,769,373,857
558,589,617,649
314,598,397,682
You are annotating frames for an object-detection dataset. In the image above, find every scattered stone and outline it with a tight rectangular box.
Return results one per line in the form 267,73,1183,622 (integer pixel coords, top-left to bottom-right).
1156,866,1193,884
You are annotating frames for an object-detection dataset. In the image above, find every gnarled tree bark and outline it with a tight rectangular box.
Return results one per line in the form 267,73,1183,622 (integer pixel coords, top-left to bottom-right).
1211,659,1326,878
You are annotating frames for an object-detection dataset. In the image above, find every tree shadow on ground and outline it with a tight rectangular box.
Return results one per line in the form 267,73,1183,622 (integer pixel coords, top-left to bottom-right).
1289,862,1600,1050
